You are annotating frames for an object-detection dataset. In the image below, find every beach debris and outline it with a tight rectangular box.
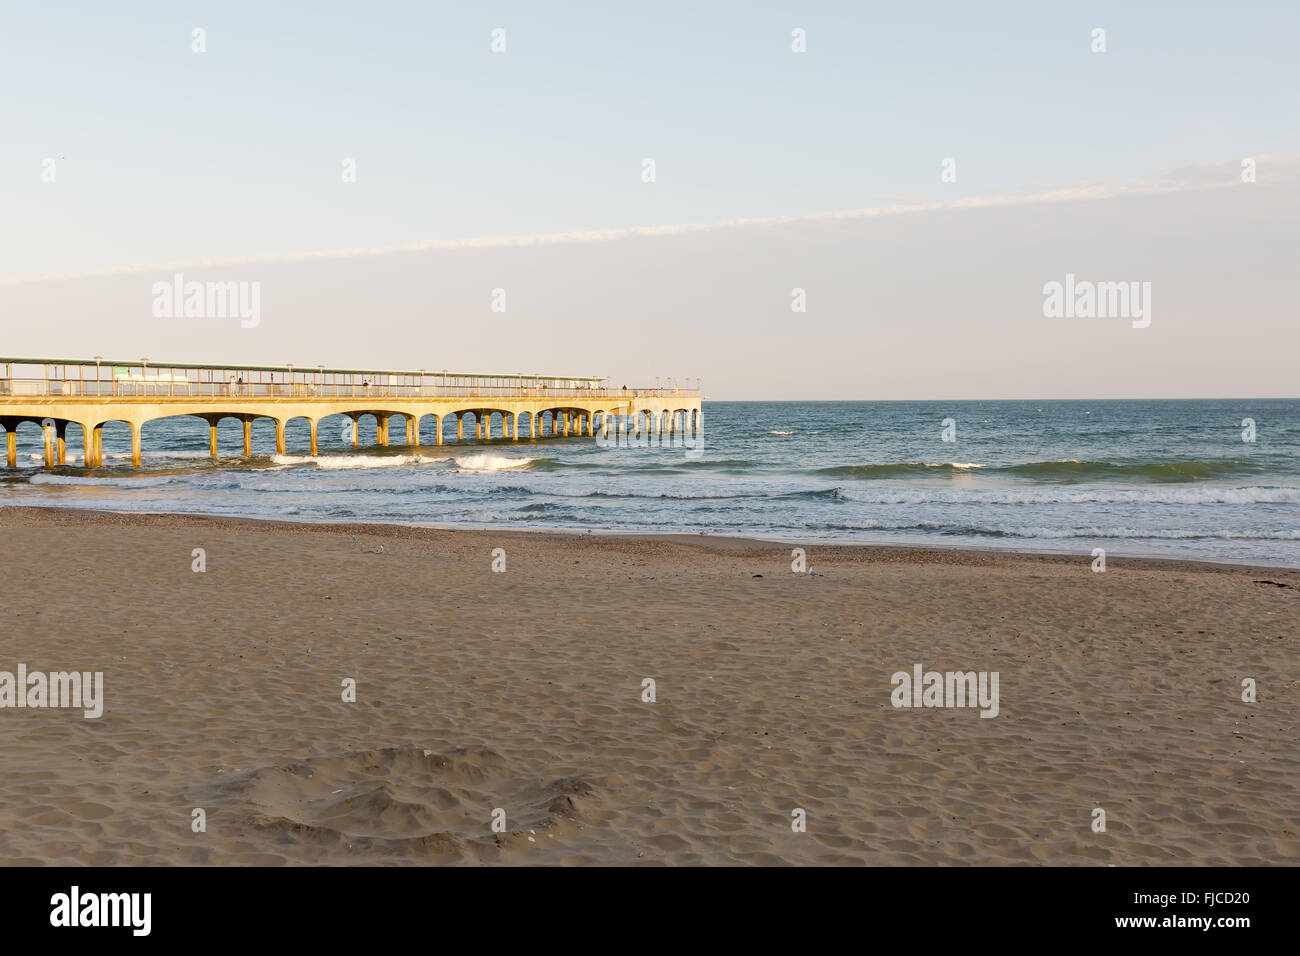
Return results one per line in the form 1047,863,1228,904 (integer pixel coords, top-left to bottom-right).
809,569,823,577
1254,579,1297,590
752,573,762,578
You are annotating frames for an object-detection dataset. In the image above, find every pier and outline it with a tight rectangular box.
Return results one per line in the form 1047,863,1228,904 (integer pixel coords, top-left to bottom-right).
0,358,702,468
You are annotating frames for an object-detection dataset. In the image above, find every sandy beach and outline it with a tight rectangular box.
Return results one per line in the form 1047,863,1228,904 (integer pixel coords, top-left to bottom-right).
0,505,1295,866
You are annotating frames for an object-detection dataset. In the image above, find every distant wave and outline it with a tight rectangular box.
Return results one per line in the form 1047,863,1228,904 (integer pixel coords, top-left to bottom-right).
959,526,1300,541
26,472,186,489
807,520,1300,541
270,453,447,470
1001,459,1259,481
678,459,757,469
816,458,1262,482
816,462,986,478
453,453,539,471
832,485,1300,506
552,485,1300,506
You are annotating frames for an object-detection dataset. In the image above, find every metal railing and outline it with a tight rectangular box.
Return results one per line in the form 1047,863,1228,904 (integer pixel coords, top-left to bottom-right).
0,359,700,402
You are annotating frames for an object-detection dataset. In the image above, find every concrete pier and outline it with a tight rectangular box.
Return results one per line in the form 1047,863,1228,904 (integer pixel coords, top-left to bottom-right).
1,358,701,468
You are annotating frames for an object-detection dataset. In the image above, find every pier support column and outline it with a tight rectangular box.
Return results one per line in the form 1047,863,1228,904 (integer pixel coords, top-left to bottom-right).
244,420,253,456
309,419,319,456
377,416,389,447
407,416,417,446
436,417,443,445
533,413,542,438
93,427,103,467
510,413,517,440
563,412,570,436
209,421,219,458
43,422,55,468
81,424,93,467
6,429,15,468
350,416,359,447
484,413,492,440
130,423,142,468
275,420,286,456
587,413,594,437
56,422,67,465
694,409,701,434
457,414,464,441
600,414,608,438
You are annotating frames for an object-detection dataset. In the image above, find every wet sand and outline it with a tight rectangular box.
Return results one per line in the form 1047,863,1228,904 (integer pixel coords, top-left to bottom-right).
0,506,1296,865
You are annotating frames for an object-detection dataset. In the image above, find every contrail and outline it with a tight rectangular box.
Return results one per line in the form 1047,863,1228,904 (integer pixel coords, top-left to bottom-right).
0,173,1254,288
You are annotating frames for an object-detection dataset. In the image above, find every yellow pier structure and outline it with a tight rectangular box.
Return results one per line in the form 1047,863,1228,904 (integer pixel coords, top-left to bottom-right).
0,358,702,468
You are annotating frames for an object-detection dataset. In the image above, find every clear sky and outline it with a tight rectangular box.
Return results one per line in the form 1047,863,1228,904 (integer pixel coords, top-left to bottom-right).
2,1,1297,398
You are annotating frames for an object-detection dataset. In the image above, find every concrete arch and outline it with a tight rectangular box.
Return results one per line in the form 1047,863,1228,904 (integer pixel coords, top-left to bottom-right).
414,412,446,446
81,418,136,467
1,416,77,468
536,407,593,438
336,410,400,449
280,414,315,455
453,407,519,441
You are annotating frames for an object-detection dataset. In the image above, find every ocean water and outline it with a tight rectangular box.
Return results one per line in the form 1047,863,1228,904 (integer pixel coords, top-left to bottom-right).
3,399,1298,567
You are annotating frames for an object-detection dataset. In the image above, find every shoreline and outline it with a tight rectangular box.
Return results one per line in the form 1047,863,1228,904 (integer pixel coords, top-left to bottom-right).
3,503,1297,575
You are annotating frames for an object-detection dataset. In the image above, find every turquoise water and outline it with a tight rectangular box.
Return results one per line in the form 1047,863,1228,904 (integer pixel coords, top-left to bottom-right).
4,399,1298,566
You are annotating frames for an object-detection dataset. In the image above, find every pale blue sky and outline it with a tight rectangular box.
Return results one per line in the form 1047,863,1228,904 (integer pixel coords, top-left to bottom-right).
2,1,1297,397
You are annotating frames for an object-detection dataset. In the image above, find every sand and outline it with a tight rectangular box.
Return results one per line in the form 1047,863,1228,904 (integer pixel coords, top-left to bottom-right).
0,505,1295,865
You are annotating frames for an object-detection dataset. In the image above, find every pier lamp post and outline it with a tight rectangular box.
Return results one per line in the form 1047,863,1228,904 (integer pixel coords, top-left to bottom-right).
94,356,102,395
286,364,293,396
141,358,149,396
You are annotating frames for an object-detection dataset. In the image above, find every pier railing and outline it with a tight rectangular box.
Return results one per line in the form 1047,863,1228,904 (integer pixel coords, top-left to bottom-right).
0,359,698,402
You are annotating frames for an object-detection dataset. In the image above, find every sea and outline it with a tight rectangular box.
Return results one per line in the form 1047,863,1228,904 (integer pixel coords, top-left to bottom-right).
3,399,1298,567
